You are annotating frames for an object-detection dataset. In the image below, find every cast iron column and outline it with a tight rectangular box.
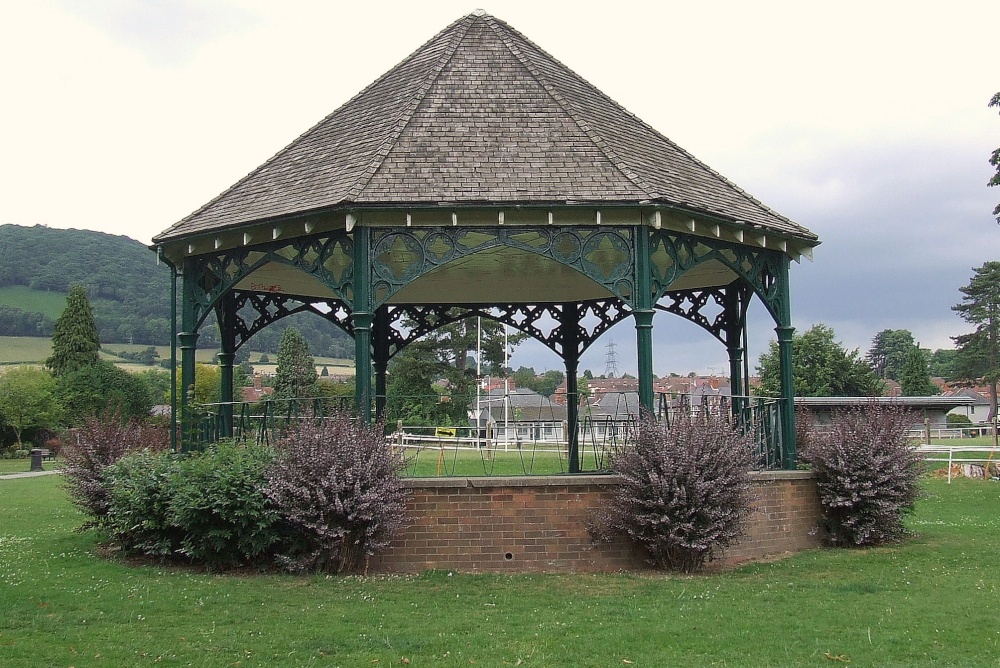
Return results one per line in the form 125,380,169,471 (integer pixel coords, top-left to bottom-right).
775,257,797,469
724,283,746,424
216,293,237,438
634,226,655,416
178,260,201,451
353,225,373,422
561,303,581,473
373,306,390,420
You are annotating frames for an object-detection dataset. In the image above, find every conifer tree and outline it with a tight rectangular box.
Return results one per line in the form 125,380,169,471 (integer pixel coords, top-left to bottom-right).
899,346,936,396
953,261,1000,439
46,285,100,376
273,327,318,401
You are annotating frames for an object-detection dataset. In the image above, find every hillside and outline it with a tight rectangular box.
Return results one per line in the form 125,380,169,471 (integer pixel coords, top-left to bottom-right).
0,224,354,356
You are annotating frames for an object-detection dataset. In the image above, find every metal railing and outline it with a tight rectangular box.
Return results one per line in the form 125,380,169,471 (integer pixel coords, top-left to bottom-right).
182,391,787,474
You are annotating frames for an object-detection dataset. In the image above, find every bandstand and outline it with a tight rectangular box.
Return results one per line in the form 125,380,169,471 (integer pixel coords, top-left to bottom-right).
152,11,819,471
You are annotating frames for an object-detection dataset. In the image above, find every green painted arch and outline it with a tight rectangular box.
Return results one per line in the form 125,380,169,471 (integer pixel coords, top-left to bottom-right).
367,226,637,310
184,232,355,332
648,229,789,325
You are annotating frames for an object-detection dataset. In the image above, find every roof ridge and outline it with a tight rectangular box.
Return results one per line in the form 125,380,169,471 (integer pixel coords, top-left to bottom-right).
482,15,661,200
345,14,476,200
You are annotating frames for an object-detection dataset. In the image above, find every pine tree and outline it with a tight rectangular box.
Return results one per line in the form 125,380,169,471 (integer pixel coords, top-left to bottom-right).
273,327,318,401
953,261,1000,436
899,346,936,396
46,285,100,376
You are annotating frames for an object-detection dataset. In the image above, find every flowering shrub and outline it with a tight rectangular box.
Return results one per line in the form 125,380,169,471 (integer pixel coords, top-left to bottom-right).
62,409,168,526
103,449,183,557
168,441,280,568
265,412,408,573
802,402,922,547
604,414,755,573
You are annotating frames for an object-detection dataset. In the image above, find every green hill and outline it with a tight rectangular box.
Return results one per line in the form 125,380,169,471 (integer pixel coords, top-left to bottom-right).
0,224,354,356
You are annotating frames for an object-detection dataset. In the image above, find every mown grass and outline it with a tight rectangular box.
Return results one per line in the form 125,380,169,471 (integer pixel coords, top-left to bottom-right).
1,475,998,667
0,458,61,475
402,443,606,477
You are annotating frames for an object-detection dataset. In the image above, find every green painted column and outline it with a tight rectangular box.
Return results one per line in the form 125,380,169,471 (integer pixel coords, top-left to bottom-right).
724,284,746,424
353,226,373,422
217,351,235,438
178,260,199,451
216,293,237,438
634,227,655,416
373,306,390,420
561,303,581,473
775,257,797,469
178,330,199,452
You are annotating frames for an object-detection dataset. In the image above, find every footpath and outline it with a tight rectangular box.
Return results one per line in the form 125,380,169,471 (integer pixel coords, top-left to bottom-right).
0,469,61,480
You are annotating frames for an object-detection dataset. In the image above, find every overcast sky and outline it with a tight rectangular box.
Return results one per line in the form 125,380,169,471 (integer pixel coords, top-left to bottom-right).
1,0,997,377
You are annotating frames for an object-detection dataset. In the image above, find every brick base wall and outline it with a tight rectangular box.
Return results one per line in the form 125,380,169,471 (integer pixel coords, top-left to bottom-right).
370,471,821,573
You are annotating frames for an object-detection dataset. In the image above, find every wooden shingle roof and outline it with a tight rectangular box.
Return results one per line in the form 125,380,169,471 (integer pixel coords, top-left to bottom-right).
154,11,816,245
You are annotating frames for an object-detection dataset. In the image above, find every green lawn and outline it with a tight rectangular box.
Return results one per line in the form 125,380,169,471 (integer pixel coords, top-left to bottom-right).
0,457,60,475
1,475,998,666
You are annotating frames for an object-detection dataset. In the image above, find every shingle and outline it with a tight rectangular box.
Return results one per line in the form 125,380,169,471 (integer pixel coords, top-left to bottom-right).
153,12,816,245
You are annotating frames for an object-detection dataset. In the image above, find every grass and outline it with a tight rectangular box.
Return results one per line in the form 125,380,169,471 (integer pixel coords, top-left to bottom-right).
0,457,60,475
0,286,70,320
402,443,607,477
1,475,999,666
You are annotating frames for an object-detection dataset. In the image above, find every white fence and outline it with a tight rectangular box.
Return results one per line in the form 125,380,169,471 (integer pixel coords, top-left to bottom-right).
915,444,1000,483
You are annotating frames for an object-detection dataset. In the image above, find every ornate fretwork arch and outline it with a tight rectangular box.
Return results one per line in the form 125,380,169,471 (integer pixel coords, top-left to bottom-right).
227,291,354,351
369,226,636,309
649,229,787,324
655,282,753,347
184,232,354,331
382,299,632,360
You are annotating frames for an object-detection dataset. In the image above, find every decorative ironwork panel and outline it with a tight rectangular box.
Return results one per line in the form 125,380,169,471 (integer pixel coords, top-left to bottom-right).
370,227,636,309
230,290,353,351
383,299,632,361
655,282,752,347
649,230,787,321
184,232,354,330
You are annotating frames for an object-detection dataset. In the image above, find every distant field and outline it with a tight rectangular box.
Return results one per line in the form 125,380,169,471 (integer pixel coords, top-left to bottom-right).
0,337,354,373
0,286,69,319
0,336,53,364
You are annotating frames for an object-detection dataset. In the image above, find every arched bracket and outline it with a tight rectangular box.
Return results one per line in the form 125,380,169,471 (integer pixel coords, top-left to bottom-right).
229,290,354,351
184,232,355,331
383,299,632,361
369,227,636,309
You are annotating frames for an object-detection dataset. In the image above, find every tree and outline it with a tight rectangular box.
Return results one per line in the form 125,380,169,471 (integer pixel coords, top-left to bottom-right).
386,342,441,427
414,312,526,375
0,366,61,446
756,324,883,397
989,92,1000,224
952,261,1000,433
273,327,318,400
866,329,916,380
56,361,155,425
46,285,100,376
927,348,960,380
899,347,937,396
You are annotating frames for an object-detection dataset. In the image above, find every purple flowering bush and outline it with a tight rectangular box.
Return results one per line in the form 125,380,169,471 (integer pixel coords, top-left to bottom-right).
265,412,408,573
62,408,168,527
605,414,755,573
802,402,922,547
